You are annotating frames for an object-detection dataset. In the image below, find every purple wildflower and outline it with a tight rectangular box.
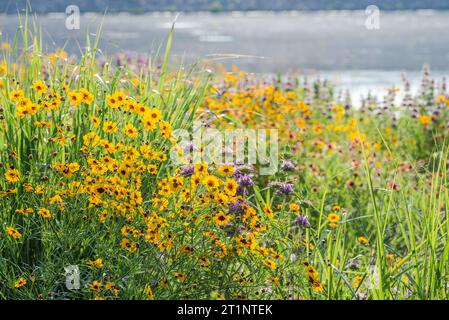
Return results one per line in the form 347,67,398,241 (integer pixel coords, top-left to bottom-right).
228,199,252,215
237,174,254,187
281,159,295,172
269,181,294,195
296,214,310,227
279,183,294,195
228,199,244,214
180,165,195,176
358,293,368,300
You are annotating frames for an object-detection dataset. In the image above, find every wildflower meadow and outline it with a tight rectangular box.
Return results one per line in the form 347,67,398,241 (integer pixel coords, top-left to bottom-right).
2,13,449,301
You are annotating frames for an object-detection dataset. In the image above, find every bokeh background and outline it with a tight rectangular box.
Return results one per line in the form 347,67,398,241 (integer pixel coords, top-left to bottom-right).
1,0,449,102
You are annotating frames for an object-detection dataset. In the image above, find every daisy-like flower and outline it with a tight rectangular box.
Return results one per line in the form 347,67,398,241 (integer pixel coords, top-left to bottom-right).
146,107,162,123
32,80,47,95
198,257,211,267
224,178,238,196
106,94,120,108
147,164,157,175
174,272,186,283
159,121,173,139
87,258,104,269
327,212,340,223
68,91,82,106
79,88,94,104
218,164,234,176
263,204,274,219
9,90,24,102
103,121,118,134
146,286,154,300
418,114,432,126
89,280,102,292
121,238,137,252
4,168,20,183
54,162,80,178
328,212,340,229
213,212,232,226
114,92,126,105
38,208,52,219
90,115,100,127
311,280,324,292
14,277,27,288
357,236,369,245
203,175,220,189
262,259,277,270
6,226,22,239
15,208,34,215
123,123,138,138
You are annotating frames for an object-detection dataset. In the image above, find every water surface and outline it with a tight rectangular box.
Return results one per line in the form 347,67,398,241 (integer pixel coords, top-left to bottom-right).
1,11,449,101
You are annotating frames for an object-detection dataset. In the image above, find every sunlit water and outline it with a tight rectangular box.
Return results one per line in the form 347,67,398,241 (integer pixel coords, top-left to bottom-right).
1,11,449,103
